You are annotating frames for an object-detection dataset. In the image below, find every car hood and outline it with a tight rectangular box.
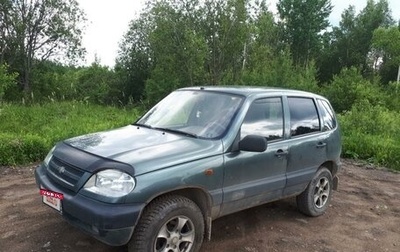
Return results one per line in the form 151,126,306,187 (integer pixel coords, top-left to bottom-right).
64,125,222,175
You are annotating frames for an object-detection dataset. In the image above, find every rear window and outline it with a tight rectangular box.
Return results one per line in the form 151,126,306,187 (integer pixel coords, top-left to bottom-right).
317,99,337,131
288,97,320,137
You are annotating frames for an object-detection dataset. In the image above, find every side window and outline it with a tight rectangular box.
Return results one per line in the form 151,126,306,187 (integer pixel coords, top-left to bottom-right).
241,97,284,141
317,99,337,131
288,97,320,137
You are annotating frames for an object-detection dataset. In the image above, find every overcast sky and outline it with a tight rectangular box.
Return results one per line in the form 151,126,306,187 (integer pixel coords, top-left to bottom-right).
78,0,400,67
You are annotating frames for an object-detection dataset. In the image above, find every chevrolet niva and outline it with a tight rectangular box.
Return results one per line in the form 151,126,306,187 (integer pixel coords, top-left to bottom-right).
35,86,341,252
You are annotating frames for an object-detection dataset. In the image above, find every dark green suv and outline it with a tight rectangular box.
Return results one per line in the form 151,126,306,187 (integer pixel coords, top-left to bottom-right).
35,87,341,252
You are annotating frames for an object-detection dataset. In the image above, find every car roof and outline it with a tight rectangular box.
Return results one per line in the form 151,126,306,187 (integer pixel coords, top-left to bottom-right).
179,86,325,99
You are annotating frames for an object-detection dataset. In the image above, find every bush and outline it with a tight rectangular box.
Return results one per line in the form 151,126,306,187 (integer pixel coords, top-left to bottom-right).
323,67,385,113
384,81,400,111
0,134,48,165
0,64,18,101
339,101,400,170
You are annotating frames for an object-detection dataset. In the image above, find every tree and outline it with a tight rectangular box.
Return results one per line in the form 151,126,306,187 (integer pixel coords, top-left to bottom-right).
116,13,152,104
317,0,394,83
372,26,400,84
0,0,86,94
116,0,321,105
144,0,207,103
240,1,281,85
277,0,332,66
353,0,393,77
202,0,250,84
316,6,357,83
117,0,209,104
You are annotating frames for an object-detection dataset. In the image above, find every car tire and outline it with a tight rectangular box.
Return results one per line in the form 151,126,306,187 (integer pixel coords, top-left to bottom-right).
128,195,204,252
296,167,333,217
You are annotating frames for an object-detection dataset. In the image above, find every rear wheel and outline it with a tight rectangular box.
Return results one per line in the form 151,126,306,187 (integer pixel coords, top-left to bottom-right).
129,195,204,252
296,167,333,217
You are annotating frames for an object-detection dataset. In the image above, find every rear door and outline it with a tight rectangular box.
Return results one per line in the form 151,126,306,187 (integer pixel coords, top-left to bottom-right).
283,96,328,196
221,97,288,216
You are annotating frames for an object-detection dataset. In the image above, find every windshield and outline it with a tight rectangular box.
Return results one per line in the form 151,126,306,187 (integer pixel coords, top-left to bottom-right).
137,90,243,139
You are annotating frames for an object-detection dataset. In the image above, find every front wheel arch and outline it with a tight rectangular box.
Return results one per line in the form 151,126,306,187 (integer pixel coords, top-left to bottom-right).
129,195,205,252
139,187,213,239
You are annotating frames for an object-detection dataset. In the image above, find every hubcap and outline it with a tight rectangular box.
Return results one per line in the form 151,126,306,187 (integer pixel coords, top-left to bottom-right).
155,216,195,252
314,177,330,209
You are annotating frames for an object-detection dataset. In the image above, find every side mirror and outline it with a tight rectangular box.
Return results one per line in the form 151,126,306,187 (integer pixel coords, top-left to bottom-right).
239,135,267,152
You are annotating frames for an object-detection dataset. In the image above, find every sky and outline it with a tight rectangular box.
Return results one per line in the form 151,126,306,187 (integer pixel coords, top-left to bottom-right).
78,0,400,67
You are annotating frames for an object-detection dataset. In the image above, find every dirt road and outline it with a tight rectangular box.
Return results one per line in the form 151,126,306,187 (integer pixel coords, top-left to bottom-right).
1,159,399,252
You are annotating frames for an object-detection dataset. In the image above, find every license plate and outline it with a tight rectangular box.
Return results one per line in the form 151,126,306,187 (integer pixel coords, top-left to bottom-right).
40,189,63,212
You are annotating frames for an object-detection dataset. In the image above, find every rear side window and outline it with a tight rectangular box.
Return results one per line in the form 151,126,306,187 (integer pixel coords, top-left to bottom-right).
317,99,337,131
241,97,284,141
288,97,320,137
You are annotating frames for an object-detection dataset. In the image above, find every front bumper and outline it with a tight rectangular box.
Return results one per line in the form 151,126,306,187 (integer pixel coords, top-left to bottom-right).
35,164,145,246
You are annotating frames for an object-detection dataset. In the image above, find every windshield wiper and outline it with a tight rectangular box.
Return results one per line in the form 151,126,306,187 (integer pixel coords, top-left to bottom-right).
153,127,198,138
133,123,153,129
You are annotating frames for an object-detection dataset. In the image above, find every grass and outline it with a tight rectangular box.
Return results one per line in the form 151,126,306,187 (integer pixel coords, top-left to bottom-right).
0,102,141,165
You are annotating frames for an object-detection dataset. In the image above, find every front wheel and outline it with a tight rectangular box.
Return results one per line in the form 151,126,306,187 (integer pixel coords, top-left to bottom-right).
129,195,204,252
296,167,333,217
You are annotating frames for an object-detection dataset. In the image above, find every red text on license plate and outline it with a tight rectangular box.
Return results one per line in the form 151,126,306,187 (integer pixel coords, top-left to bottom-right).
40,189,64,200
40,189,63,212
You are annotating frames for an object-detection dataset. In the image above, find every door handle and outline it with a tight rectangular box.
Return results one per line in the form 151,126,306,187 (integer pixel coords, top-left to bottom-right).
316,142,327,148
275,149,288,157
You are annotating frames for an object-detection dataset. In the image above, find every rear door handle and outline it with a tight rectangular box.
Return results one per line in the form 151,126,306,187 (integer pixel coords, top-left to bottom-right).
275,149,288,157
316,142,327,148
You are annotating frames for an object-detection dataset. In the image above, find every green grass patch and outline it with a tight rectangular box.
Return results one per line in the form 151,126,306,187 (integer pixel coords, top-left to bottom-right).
0,102,141,165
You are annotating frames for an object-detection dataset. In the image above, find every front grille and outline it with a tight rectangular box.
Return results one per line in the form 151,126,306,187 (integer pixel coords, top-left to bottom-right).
47,156,86,192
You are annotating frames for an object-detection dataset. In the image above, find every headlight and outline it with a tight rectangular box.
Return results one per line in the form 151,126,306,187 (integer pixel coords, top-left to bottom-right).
44,146,56,167
84,169,135,198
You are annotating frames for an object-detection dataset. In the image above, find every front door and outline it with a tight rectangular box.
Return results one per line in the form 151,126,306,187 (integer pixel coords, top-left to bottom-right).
220,97,288,216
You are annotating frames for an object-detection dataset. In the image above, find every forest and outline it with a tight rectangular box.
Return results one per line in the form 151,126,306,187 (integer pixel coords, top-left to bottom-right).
0,0,399,170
